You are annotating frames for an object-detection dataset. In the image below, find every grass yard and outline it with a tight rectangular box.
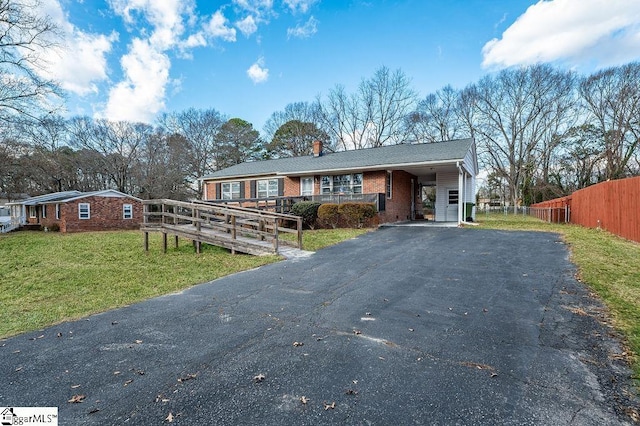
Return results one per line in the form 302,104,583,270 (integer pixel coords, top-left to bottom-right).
0,228,370,338
476,212,640,379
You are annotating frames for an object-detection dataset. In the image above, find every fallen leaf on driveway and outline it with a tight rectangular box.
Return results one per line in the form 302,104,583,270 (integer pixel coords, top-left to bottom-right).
253,373,266,383
178,373,197,382
165,412,174,423
323,401,336,410
134,340,143,344
71,384,81,389
124,379,133,386
293,341,304,347
300,396,309,404
68,394,85,403
353,330,361,335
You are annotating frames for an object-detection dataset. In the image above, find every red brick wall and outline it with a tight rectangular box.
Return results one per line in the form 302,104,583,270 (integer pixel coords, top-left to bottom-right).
368,170,417,223
62,196,143,232
284,177,299,196
39,204,63,231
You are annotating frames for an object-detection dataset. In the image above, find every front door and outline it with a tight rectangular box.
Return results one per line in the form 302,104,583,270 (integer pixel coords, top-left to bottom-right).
446,188,459,222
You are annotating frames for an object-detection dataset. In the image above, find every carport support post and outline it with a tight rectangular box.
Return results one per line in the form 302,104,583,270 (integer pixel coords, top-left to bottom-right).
457,163,464,224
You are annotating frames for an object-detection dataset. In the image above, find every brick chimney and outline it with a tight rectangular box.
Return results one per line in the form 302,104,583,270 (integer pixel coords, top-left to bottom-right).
313,140,323,157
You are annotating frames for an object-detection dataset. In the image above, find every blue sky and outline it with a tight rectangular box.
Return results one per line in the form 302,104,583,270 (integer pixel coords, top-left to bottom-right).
40,0,640,134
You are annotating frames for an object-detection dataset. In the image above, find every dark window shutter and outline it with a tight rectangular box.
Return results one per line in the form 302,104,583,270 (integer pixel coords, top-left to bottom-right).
250,180,256,198
278,178,284,196
239,182,245,199
215,183,221,199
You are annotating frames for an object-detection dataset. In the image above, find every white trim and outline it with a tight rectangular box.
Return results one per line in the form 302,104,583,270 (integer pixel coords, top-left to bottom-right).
78,203,90,220
123,204,133,219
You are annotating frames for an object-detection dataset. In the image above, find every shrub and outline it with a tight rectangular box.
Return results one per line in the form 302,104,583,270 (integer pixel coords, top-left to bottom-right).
317,203,340,229
290,201,322,229
338,203,376,228
317,202,377,228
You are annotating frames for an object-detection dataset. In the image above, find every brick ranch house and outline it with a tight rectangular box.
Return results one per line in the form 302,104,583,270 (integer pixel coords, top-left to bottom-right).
200,138,478,224
7,189,143,233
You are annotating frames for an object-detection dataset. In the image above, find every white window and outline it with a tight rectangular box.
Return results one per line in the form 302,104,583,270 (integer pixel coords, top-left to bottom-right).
301,177,313,196
321,173,363,194
257,179,279,198
41,205,47,218
448,189,459,205
123,204,133,219
29,206,36,218
221,182,241,200
78,203,90,219
55,204,60,220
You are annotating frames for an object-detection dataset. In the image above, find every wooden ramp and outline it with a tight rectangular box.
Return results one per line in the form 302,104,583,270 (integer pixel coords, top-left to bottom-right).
141,199,303,256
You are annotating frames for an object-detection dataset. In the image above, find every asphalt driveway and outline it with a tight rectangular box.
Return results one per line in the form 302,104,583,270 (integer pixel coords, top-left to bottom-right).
1,227,637,425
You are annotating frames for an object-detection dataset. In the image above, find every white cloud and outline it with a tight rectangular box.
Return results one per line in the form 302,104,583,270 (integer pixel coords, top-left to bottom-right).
482,0,640,69
287,16,318,39
233,0,274,16
37,0,116,96
103,38,170,122
283,0,318,14
109,0,192,49
102,0,197,122
247,57,269,83
236,15,258,37
205,10,237,42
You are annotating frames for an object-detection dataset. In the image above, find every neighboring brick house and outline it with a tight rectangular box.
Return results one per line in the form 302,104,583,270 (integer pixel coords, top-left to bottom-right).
200,139,478,224
7,190,143,232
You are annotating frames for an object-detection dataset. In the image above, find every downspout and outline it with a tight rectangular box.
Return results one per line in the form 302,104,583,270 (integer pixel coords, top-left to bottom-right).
457,161,464,225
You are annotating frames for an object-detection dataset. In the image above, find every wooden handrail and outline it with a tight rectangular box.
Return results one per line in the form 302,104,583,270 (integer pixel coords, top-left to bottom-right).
142,199,303,254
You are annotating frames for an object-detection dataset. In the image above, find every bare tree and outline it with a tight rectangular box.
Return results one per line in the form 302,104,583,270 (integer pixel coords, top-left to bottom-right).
134,131,194,200
0,0,62,123
69,117,152,194
318,66,417,150
18,114,76,192
407,85,468,143
464,64,575,209
579,62,640,180
158,108,225,195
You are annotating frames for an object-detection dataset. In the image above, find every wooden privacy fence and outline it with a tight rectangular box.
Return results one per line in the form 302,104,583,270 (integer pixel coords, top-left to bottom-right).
141,199,303,256
531,176,640,243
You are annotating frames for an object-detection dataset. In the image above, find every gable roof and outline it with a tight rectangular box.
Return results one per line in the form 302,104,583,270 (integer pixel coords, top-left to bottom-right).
203,138,475,180
8,191,83,205
7,190,141,206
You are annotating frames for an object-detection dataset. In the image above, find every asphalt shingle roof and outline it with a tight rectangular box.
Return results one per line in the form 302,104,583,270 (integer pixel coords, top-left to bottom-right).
203,138,474,180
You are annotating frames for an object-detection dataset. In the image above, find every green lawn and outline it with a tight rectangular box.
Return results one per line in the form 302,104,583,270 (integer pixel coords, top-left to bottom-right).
476,213,640,378
0,228,370,338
